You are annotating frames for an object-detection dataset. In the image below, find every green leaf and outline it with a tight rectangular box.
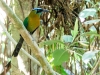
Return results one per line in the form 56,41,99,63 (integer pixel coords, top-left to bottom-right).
62,35,73,43
82,31,100,43
79,8,97,18
40,40,64,46
82,50,99,64
89,26,96,32
71,18,78,41
84,19,100,25
87,26,97,43
71,30,74,37
53,49,70,66
61,66,68,75
74,18,78,32
82,31,100,37
89,34,95,44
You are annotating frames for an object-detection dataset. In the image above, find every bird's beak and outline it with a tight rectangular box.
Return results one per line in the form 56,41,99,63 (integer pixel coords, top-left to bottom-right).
43,9,49,12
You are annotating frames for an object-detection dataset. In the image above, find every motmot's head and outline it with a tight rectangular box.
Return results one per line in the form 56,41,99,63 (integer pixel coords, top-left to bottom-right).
32,8,49,16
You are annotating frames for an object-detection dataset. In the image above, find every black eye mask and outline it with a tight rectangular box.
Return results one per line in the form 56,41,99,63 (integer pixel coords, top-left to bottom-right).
36,9,43,13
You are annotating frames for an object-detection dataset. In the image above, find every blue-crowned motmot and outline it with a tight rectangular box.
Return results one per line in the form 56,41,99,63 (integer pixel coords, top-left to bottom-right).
12,8,48,57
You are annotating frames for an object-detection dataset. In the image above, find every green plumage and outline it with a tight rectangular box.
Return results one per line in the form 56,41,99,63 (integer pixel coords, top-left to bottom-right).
23,17,28,28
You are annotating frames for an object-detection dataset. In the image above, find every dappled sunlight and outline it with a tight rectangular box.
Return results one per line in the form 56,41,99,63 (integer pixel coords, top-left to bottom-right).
40,47,45,54
0,64,3,74
0,53,7,61
0,8,6,24
17,55,30,75
0,8,6,43
0,26,3,34
1,34,6,42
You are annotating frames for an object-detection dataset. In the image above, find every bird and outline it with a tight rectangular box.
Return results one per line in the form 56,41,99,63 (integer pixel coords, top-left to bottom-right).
12,8,49,57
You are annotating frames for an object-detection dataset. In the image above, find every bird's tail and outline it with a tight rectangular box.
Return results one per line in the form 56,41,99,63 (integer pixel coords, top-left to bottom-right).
12,35,24,57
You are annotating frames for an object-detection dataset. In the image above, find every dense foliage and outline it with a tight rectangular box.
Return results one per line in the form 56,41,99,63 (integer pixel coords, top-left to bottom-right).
0,0,100,75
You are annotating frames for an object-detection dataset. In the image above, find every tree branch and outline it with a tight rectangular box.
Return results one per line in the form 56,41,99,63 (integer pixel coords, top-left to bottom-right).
0,20,41,66
0,20,60,75
0,0,55,75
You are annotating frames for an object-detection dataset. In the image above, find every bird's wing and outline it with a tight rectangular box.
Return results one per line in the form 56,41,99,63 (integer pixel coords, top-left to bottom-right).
23,17,28,28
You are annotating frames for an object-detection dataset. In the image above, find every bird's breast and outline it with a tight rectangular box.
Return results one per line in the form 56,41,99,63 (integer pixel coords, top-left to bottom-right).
27,15,40,32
